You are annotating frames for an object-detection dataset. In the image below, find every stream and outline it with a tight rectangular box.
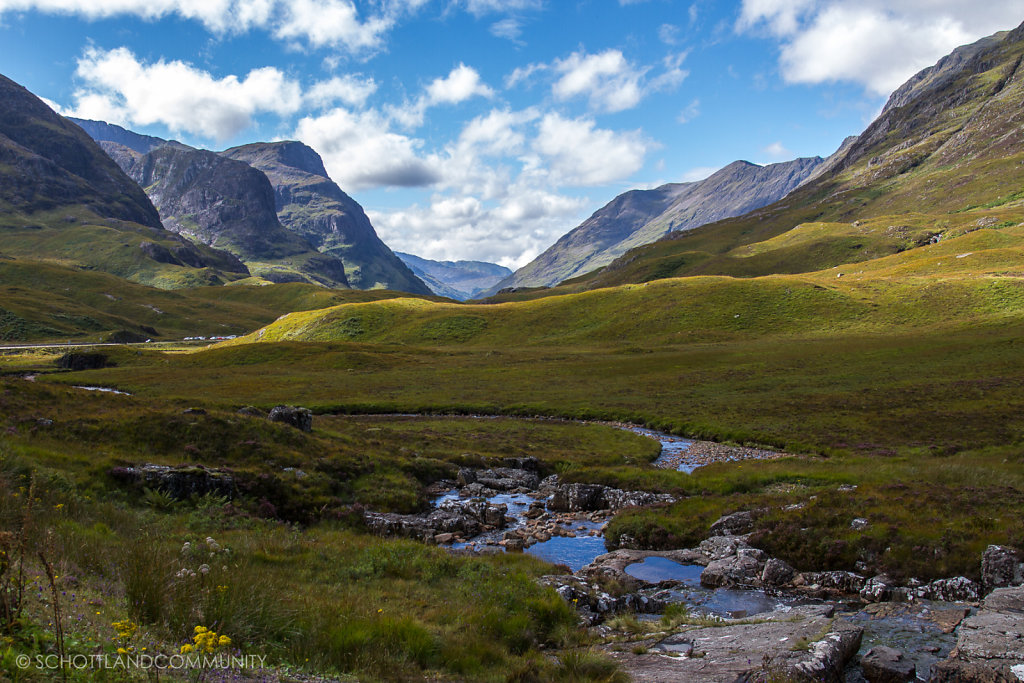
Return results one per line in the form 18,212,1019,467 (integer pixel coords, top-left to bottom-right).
433,424,961,681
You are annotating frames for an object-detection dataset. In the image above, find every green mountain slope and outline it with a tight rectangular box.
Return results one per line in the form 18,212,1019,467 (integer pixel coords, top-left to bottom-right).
488,156,823,293
0,74,249,287
581,21,1024,290
221,141,431,294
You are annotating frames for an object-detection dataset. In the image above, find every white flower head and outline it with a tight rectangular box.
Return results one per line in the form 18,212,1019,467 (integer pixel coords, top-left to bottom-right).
198,564,210,575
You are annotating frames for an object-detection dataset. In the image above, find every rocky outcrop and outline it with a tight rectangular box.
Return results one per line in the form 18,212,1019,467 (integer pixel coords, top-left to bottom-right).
364,499,510,543
929,585,1024,682
981,545,1023,592
608,605,861,683
547,482,675,512
539,574,665,625
709,509,756,536
268,405,313,432
109,464,234,499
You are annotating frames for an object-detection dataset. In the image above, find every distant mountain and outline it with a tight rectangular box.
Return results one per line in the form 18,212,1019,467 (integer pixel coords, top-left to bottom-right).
99,140,349,287
0,73,249,288
488,156,823,293
222,141,431,295
69,117,175,155
395,252,511,300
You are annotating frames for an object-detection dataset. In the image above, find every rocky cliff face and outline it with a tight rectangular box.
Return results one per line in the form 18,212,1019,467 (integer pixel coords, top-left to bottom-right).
69,117,173,155
99,140,349,288
222,141,431,294
395,252,511,300
0,73,249,286
491,156,823,291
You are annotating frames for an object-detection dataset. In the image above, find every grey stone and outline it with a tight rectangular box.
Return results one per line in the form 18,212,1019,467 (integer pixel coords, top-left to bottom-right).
929,586,1024,682
982,545,1023,591
861,646,915,683
109,463,234,500
709,510,755,536
805,570,866,594
762,557,797,586
267,405,313,431
547,482,674,512
699,535,750,561
701,551,765,588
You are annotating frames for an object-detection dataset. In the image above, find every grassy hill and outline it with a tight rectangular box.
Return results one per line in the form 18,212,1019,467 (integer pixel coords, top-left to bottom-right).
0,258,446,342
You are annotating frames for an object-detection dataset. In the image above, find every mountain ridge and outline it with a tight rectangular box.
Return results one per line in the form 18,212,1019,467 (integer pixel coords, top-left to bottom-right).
488,156,823,294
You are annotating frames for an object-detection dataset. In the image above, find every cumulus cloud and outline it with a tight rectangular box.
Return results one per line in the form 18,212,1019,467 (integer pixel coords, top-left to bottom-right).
69,46,303,141
511,48,688,113
738,0,1024,95
0,0,423,53
294,107,440,189
532,113,650,186
390,63,494,128
305,74,377,109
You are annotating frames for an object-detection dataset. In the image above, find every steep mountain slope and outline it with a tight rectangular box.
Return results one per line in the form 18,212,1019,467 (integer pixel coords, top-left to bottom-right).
582,21,1024,289
101,141,349,287
490,157,822,292
0,74,249,287
395,252,511,300
221,141,431,295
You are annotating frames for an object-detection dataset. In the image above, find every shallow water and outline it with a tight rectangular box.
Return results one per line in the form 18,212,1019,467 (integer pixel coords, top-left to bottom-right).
620,426,698,472
625,556,703,585
73,385,131,395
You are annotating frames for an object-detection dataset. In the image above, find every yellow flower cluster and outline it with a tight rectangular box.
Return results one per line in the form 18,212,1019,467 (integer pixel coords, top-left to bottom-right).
112,619,138,640
180,626,231,654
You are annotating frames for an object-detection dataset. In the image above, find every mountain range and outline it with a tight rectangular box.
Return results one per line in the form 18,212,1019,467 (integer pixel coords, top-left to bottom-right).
72,119,430,294
488,156,824,294
395,252,511,300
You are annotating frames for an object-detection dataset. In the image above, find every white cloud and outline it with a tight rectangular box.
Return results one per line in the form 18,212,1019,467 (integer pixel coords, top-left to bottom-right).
389,63,494,128
532,113,650,186
512,48,688,113
760,141,791,159
490,17,523,41
305,74,377,109
677,98,700,124
294,107,439,189
460,0,542,16
273,0,390,51
737,0,1024,95
69,46,302,141
659,23,680,45
552,49,647,113
426,63,494,104
0,0,425,54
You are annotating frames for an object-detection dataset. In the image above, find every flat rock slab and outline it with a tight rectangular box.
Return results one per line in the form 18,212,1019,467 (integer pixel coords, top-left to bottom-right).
607,607,862,682
930,586,1024,682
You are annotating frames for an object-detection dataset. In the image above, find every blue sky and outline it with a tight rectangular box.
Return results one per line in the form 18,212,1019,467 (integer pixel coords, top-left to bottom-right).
1,1,1021,267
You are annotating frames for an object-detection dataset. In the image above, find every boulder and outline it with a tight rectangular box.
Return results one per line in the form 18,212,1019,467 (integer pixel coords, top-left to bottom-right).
474,467,540,491
709,510,755,536
861,574,897,602
701,548,766,588
861,646,915,683
762,557,797,586
268,405,313,432
699,535,751,561
981,545,1023,591
914,576,981,603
